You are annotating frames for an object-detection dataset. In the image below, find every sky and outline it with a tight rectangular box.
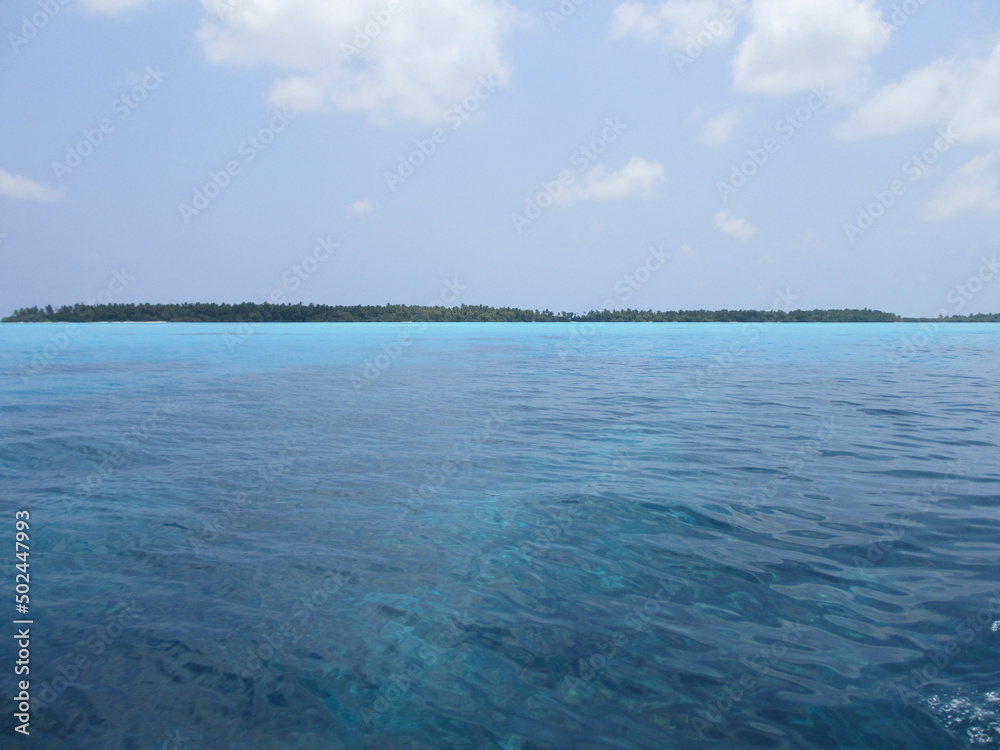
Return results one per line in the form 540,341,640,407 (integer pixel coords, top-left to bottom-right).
1,0,999,318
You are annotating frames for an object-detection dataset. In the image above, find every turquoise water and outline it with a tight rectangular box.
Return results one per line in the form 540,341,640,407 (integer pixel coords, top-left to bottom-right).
2,322,999,749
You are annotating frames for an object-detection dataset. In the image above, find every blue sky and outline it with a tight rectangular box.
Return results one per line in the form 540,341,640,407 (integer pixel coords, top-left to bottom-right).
1,0,999,317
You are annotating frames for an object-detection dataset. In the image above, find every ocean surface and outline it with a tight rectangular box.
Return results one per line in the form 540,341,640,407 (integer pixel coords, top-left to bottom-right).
2,322,1000,750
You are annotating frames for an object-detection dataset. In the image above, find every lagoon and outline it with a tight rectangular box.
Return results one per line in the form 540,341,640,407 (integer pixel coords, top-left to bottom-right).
2,322,999,749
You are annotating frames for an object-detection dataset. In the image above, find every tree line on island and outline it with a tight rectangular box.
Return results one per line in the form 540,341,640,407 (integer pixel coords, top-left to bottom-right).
4,303,999,324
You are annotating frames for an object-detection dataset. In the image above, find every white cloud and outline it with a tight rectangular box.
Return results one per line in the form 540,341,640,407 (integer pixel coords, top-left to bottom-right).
700,108,741,145
0,169,66,202
798,229,825,248
733,0,888,97
952,44,1000,140
925,151,1000,221
714,209,756,240
350,199,375,216
611,0,744,49
561,157,665,203
196,0,523,123
836,59,961,139
839,41,1000,141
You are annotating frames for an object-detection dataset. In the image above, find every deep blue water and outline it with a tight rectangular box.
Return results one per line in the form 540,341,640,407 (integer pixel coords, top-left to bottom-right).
2,322,1000,749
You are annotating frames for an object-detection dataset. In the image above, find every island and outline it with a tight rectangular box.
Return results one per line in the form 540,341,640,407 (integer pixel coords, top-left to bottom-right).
3,303,999,324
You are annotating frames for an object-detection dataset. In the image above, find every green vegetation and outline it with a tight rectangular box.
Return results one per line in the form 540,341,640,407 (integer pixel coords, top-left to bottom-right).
4,302,999,323
0,302,975,323
900,313,1000,323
